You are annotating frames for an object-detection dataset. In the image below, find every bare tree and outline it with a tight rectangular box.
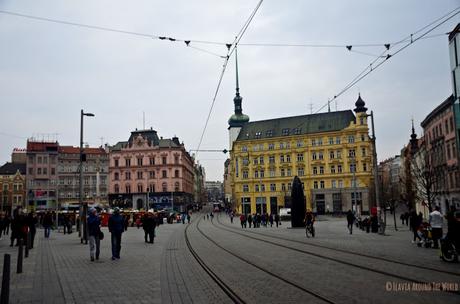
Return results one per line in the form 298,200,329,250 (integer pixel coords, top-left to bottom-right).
411,148,440,213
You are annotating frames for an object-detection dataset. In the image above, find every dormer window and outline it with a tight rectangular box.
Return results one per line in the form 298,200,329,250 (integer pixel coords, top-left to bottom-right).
266,130,273,137
255,132,262,139
282,128,290,136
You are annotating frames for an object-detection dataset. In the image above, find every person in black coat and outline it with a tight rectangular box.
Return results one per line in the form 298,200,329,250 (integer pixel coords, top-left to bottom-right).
346,210,355,234
26,212,37,249
108,208,125,260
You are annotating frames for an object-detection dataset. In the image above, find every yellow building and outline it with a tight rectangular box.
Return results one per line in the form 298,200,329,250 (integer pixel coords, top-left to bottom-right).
228,91,374,215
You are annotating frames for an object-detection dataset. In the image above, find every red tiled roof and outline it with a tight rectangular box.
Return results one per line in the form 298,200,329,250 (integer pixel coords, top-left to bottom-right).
58,146,106,154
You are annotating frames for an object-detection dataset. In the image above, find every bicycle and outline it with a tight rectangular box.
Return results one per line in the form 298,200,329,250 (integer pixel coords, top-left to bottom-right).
305,222,315,238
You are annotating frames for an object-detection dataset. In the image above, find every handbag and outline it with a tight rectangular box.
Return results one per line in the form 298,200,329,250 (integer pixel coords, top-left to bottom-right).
98,230,104,240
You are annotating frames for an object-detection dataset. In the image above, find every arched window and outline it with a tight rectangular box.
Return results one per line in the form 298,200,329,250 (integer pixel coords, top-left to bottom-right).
114,184,119,193
137,184,143,193
162,182,168,192
114,172,119,181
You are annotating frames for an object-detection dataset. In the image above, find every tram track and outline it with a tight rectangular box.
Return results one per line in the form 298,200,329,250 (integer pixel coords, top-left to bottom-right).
184,218,246,304
214,215,460,296
191,217,337,304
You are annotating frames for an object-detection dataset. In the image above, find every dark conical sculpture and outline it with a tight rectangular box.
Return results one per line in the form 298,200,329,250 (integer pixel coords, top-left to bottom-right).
290,176,306,227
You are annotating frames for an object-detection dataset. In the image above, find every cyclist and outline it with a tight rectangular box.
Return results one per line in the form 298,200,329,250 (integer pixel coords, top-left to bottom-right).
304,209,315,237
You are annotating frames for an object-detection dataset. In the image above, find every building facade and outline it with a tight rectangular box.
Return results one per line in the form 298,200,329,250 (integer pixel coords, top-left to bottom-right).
205,181,224,203
0,162,26,213
193,163,206,204
227,69,374,215
57,146,109,209
26,140,59,210
449,23,460,156
420,95,460,213
378,156,402,207
108,129,195,211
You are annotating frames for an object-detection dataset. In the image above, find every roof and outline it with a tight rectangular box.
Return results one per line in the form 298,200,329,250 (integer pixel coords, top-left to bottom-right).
59,146,106,154
449,23,460,42
0,162,26,175
420,95,454,128
236,110,355,141
109,138,181,151
26,141,59,153
128,129,160,145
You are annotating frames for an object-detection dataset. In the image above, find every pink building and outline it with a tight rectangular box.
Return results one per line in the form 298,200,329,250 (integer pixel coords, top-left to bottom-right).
108,129,195,211
421,95,460,212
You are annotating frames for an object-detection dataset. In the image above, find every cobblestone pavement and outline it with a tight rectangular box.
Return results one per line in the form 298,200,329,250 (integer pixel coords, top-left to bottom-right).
0,210,458,304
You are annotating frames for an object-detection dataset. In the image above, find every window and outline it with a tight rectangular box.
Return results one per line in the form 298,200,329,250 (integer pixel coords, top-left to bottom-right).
149,157,155,165
162,170,167,178
114,184,119,193
255,132,262,139
162,157,167,165
312,152,317,160
51,168,55,175
280,155,285,163
261,184,265,192
269,156,275,164
348,149,356,158
361,148,366,157
331,165,336,174
255,184,259,192
338,165,343,173
313,166,318,175
259,144,264,151
242,146,248,152
254,170,259,178
175,182,180,192
318,152,323,160
270,183,276,191
311,139,316,146
329,151,335,159
319,166,324,174
266,130,273,137
318,138,323,146
125,158,131,167
37,156,42,164
268,143,275,150
360,117,364,125
243,184,249,192
259,156,264,164
148,184,155,192
162,183,167,192
282,128,290,136
314,181,318,189
293,128,301,135
137,157,143,166
281,183,286,191
287,169,292,177
287,183,292,191
363,163,367,172
331,180,337,188
348,135,355,143
137,171,143,179
336,137,341,144
450,117,455,133
28,168,33,175
297,153,303,162
280,143,285,149
350,164,356,173
137,184,143,193
337,150,342,159
361,134,366,142
260,170,265,178
243,157,249,166
269,169,276,177
281,169,285,177
28,156,34,164
253,145,259,152
114,172,119,181
320,181,325,189
286,155,291,163
242,170,248,179
126,184,131,193
125,172,131,180
296,140,303,148
149,171,155,179
175,170,179,178
37,168,42,175
329,137,334,145
298,168,304,176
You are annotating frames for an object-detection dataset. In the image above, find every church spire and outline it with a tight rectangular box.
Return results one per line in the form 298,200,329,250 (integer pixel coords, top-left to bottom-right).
228,44,249,128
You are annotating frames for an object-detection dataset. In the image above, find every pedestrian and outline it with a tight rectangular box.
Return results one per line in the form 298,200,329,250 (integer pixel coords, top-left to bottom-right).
3,214,10,236
124,214,129,231
210,212,214,222
63,214,71,234
142,213,149,243
247,214,253,228
145,212,156,243
405,212,410,226
87,208,101,262
206,214,209,220
346,210,354,234
275,213,280,227
400,213,405,225
10,207,23,246
26,212,37,249
42,211,53,238
108,207,124,260
269,213,274,227
240,214,246,228
261,213,266,227
187,213,191,224
409,209,420,243
429,206,443,249
230,212,234,224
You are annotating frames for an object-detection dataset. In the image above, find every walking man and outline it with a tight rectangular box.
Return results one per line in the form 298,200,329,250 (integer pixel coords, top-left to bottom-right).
275,213,280,227
429,205,443,249
42,211,53,238
347,210,355,235
108,207,124,260
87,208,101,261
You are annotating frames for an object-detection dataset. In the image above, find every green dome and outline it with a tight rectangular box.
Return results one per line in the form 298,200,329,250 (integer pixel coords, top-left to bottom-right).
228,113,250,127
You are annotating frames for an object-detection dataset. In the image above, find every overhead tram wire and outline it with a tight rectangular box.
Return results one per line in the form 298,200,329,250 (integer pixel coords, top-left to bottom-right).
313,6,460,114
194,0,264,158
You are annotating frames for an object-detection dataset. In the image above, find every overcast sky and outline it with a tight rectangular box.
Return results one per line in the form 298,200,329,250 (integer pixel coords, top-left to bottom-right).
0,0,459,181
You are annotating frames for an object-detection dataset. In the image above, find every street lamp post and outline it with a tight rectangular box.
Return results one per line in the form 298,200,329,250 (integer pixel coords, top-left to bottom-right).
79,109,95,244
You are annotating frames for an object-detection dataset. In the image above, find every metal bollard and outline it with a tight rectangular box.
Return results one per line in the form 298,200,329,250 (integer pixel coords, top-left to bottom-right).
1,254,10,304
16,239,23,274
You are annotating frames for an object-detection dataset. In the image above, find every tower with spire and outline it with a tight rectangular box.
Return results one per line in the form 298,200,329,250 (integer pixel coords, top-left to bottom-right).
228,46,250,151
410,119,418,155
